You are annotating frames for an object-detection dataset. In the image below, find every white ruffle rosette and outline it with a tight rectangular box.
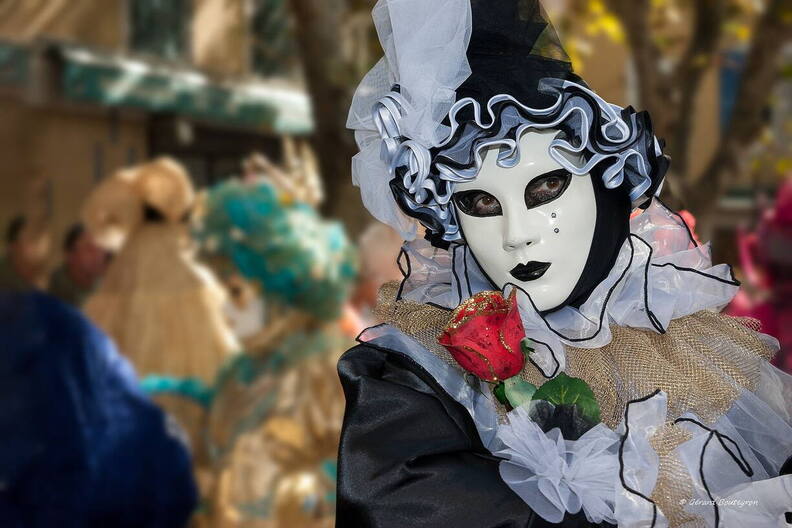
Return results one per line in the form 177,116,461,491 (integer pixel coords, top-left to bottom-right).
496,391,667,525
496,408,623,524
347,0,472,240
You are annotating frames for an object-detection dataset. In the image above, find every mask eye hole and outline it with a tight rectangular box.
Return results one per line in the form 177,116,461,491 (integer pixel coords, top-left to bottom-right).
453,190,503,217
524,169,572,209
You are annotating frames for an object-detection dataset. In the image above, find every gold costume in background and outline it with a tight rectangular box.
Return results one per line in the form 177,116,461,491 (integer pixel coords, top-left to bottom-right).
82,158,238,383
192,153,358,527
204,314,347,528
81,158,239,502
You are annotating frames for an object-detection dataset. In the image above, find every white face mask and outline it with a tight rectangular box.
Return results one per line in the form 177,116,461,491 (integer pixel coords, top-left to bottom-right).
453,130,597,312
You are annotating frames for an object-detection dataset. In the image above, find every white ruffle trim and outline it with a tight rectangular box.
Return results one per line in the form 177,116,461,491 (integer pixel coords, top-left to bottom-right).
496,390,667,525
347,0,473,240
348,1,665,241
395,199,747,377
496,408,624,524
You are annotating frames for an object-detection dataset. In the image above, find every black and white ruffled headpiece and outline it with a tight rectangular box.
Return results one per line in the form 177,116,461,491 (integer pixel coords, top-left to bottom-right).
348,0,669,247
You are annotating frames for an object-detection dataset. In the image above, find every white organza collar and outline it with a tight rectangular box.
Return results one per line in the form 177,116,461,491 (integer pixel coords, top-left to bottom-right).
396,199,739,377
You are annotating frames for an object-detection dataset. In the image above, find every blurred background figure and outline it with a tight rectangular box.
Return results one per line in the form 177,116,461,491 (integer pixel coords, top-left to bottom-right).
222,272,267,344
82,157,238,384
0,179,51,292
191,155,357,528
0,216,34,291
727,177,792,372
80,157,239,504
0,291,197,527
48,223,110,306
352,221,405,326
241,142,323,207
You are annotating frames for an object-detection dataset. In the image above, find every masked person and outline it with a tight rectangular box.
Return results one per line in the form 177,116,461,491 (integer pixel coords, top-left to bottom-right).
338,1,792,527
82,158,238,384
80,158,239,500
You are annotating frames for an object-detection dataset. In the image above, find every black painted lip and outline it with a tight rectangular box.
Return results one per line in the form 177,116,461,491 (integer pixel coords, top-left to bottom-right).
510,261,551,282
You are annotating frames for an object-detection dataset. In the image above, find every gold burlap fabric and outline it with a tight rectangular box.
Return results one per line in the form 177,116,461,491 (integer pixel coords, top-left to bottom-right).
83,157,238,384
374,281,775,527
201,327,347,528
84,223,238,383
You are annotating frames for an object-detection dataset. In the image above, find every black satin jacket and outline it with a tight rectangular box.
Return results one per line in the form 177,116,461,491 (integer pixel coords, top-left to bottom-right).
336,343,615,528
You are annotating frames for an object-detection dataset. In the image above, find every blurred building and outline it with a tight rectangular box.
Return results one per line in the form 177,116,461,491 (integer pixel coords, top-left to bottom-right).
0,0,310,245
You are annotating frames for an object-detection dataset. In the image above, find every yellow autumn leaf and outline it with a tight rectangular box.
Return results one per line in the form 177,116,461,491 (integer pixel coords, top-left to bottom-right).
599,14,625,43
775,159,792,174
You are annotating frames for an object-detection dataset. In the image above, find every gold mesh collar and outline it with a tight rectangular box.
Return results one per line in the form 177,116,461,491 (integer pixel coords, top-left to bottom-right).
375,281,774,427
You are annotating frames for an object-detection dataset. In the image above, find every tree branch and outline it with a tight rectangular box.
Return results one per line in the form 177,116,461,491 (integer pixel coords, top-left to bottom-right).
288,0,371,233
684,0,792,215
668,0,726,178
602,0,666,121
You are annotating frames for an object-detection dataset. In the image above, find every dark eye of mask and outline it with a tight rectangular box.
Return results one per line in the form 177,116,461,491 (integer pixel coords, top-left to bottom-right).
453,190,503,217
453,169,572,217
524,169,571,209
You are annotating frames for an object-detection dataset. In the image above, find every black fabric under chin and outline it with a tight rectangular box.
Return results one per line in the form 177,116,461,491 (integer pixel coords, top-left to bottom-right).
551,174,631,312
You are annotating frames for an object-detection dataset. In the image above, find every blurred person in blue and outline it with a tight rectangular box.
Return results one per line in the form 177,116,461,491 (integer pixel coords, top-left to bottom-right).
0,290,197,527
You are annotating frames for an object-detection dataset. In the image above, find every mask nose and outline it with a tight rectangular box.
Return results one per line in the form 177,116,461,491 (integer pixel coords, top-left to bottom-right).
502,214,540,252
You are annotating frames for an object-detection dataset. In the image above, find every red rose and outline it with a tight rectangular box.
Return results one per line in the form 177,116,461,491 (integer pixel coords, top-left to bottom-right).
438,290,526,383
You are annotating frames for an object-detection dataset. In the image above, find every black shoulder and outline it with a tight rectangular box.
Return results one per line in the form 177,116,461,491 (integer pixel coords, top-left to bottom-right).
335,341,614,528
339,343,450,395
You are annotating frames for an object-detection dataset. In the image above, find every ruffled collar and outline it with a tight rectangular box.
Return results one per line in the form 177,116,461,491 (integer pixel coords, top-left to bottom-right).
394,199,745,376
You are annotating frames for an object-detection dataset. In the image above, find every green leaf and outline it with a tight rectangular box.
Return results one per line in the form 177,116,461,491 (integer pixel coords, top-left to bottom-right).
532,372,601,424
521,339,535,357
493,381,509,407
504,377,537,409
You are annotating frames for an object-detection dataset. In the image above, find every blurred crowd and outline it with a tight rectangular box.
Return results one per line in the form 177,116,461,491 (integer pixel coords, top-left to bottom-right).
2,141,792,527
725,180,792,374
0,150,404,527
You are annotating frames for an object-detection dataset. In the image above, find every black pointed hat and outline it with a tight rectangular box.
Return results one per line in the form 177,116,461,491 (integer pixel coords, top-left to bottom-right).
456,0,585,108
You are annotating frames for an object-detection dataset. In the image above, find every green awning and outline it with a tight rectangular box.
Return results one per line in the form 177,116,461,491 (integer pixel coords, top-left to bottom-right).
58,45,313,135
